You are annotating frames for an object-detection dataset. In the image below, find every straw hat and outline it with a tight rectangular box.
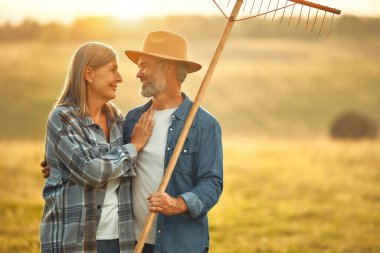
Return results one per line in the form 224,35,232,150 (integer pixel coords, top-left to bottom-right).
125,31,202,73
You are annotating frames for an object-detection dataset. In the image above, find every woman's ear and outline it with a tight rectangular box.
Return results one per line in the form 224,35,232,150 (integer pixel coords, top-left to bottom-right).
84,67,93,83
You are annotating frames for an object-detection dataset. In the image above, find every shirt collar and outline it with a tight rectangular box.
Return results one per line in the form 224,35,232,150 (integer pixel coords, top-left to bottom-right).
140,93,192,121
63,105,123,127
173,93,192,121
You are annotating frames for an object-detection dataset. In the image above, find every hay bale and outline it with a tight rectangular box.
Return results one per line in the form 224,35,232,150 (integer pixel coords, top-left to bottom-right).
330,111,378,140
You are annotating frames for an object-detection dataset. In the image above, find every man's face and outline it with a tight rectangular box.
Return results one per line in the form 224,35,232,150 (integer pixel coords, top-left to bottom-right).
137,55,167,98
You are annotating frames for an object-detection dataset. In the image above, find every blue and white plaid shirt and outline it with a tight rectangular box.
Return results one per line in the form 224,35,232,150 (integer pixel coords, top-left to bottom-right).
40,105,137,253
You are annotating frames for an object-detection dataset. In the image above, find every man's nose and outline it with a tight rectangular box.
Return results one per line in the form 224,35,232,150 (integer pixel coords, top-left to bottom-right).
136,69,143,78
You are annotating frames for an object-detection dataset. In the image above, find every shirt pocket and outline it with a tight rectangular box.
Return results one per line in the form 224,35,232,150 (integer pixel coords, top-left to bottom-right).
174,138,198,175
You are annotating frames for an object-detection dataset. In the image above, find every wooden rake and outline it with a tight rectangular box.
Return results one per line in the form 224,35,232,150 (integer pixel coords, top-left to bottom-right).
134,1,341,252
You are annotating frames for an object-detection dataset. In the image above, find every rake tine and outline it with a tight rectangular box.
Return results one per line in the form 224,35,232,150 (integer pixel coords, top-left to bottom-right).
326,13,335,37
250,0,256,14
272,0,281,21
264,0,273,19
213,0,340,36
243,0,248,12
288,3,295,25
280,0,289,23
257,0,264,14
319,11,326,34
311,9,319,32
305,6,311,30
297,4,303,28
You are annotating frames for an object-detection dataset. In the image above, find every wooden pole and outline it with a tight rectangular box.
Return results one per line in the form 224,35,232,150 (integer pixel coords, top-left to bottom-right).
289,0,341,14
133,0,243,252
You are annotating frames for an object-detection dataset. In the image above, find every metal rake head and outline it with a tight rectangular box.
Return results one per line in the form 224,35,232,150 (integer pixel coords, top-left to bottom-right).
213,0,342,36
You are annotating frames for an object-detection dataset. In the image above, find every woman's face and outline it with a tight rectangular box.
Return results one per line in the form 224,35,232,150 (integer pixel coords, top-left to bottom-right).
87,58,123,102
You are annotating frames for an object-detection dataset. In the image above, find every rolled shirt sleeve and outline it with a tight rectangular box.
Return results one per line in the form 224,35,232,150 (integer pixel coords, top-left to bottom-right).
179,118,223,220
180,192,206,219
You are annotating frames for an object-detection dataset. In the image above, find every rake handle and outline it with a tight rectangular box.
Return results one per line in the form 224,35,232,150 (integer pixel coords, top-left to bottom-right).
133,0,243,252
289,0,341,15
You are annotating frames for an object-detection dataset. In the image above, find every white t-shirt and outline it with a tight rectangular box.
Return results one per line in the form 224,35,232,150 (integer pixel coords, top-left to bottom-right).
132,108,177,244
96,178,120,239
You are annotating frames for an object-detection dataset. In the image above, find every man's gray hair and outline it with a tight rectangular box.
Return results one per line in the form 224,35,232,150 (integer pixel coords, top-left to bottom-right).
176,62,188,84
159,59,188,84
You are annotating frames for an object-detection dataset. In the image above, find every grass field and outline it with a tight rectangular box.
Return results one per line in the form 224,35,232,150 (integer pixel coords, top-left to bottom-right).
0,139,379,253
1,32,379,139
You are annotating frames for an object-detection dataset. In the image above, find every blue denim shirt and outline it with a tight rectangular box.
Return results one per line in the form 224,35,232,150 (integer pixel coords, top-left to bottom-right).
123,93,223,253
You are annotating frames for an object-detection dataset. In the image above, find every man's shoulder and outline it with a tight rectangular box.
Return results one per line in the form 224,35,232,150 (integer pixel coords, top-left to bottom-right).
194,106,220,129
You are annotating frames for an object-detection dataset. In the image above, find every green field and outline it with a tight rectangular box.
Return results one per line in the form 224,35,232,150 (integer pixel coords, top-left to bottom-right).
0,139,379,253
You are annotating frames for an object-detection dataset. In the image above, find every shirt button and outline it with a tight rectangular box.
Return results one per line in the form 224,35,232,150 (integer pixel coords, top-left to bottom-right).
183,149,187,153
167,147,170,151
169,128,173,131
158,230,161,234
171,115,175,118
97,205,101,209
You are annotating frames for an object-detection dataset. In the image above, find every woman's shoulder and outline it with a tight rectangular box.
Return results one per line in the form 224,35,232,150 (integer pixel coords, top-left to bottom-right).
48,105,76,123
49,105,72,116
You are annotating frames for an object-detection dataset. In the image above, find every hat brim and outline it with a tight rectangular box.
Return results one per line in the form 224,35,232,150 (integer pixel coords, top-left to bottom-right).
125,50,202,73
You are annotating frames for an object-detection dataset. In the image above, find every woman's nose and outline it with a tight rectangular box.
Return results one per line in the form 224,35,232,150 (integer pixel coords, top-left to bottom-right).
117,71,123,82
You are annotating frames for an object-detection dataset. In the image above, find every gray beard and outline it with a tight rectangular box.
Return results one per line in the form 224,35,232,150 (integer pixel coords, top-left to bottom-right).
140,79,166,98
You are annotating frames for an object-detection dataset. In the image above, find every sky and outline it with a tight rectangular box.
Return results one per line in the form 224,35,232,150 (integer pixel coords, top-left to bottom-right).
0,0,378,24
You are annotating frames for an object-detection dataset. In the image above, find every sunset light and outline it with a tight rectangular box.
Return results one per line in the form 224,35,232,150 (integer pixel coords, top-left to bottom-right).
1,0,379,251
98,0,154,19
0,0,378,24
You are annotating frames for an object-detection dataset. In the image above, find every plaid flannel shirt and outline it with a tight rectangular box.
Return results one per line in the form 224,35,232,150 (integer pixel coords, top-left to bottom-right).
40,105,137,253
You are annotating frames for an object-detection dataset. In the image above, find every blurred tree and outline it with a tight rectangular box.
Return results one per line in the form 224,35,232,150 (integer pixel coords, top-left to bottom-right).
330,111,378,140
0,15,379,42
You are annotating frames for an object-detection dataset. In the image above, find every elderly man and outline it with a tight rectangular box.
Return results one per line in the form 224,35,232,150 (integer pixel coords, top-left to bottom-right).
123,30,223,253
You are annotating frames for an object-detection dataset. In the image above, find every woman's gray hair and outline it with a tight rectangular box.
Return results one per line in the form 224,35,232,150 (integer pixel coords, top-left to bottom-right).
55,42,118,117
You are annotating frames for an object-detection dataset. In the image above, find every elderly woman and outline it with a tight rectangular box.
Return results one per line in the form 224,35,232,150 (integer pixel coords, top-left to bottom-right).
40,42,154,253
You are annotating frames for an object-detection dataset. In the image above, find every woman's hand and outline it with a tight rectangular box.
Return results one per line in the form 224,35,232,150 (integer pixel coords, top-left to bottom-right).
40,159,50,178
130,107,155,152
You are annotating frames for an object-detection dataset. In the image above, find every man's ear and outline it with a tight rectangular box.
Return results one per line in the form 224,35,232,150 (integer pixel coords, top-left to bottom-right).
84,67,93,83
166,60,176,74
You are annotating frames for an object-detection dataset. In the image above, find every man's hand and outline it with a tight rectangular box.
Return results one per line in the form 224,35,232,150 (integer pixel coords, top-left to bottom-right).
148,192,188,216
41,159,50,178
